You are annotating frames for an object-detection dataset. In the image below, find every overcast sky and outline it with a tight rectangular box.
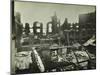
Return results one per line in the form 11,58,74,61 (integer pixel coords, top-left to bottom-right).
14,1,95,33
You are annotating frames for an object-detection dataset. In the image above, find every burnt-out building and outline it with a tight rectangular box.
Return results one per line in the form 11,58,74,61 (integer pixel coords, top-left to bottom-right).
61,18,80,44
33,21,43,38
14,12,23,48
46,13,60,35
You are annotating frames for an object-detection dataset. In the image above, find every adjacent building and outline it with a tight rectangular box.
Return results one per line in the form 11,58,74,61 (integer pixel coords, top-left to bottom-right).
79,11,96,43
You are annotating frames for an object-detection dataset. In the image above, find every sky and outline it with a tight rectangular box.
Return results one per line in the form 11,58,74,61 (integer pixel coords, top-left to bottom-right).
14,1,96,33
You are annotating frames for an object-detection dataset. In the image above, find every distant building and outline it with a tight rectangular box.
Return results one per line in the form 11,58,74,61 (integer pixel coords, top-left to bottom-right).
61,18,70,30
24,23,30,36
